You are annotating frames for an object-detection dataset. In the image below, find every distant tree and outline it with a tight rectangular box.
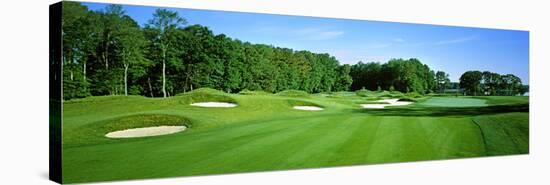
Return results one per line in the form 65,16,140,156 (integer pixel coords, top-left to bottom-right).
334,64,353,91
481,71,501,95
459,71,483,95
500,74,522,96
435,71,450,93
519,85,529,95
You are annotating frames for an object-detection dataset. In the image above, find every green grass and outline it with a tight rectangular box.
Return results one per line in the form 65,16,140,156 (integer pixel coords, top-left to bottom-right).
276,90,310,97
417,96,488,107
61,92,529,183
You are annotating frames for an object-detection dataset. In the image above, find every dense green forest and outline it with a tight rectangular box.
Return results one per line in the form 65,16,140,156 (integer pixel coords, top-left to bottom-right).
62,3,352,99
61,2,526,100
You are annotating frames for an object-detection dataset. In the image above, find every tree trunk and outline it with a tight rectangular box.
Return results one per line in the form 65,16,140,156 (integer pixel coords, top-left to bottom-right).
148,77,154,97
104,34,110,70
123,50,129,96
162,47,167,98
184,68,190,93
124,63,129,96
83,61,86,81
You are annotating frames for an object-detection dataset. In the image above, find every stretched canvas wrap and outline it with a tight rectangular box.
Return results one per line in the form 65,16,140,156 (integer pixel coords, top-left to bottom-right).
49,1,530,184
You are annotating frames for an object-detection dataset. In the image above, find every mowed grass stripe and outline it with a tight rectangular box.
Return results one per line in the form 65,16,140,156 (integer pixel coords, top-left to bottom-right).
181,116,345,175
276,115,361,168
418,117,485,158
364,116,438,163
324,115,382,166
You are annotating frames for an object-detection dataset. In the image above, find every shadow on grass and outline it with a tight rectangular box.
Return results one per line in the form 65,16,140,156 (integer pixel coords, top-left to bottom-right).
354,104,528,117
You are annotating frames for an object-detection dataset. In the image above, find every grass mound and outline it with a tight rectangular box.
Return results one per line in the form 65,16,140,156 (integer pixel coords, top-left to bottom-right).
355,88,373,97
65,114,192,147
277,90,310,97
176,88,236,104
405,92,423,98
182,88,226,95
377,91,404,98
287,99,323,108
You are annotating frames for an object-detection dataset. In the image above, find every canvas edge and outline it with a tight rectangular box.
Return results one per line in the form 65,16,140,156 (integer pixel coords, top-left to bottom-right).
49,1,63,184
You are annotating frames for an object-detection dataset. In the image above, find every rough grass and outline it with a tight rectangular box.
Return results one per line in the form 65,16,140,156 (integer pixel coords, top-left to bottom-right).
61,94,528,183
238,89,271,95
176,88,236,104
355,89,373,97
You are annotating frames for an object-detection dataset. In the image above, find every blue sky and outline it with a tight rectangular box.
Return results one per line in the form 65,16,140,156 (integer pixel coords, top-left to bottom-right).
83,2,529,83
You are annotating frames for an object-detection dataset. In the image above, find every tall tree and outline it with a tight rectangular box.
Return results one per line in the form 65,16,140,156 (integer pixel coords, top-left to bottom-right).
334,64,353,91
500,74,522,96
481,71,501,95
116,16,148,96
146,9,187,98
459,71,483,95
61,2,96,99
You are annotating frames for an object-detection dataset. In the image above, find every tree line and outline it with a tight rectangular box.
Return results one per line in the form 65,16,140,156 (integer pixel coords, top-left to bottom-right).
61,2,352,99
348,60,527,96
349,59,440,94
61,2,526,100
459,71,527,96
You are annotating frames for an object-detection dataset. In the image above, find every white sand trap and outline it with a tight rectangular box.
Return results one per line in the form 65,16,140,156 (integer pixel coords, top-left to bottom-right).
190,102,237,108
360,98,413,109
293,106,324,111
105,126,186,138
360,104,387,109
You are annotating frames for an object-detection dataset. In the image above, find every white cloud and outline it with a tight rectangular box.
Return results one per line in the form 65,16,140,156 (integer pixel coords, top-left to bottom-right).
309,31,345,40
434,35,478,45
293,27,345,41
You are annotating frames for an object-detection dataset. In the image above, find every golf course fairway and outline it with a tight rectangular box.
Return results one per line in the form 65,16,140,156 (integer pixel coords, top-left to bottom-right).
61,89,529,183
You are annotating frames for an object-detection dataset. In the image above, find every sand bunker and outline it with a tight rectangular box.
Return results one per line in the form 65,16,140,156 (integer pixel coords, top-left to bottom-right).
105,126,187,138
360,98,413,109
293,106,324,111
190,102,237,108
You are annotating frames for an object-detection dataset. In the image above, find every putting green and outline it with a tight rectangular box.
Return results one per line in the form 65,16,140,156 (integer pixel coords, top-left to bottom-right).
417,96,487,107
61,92,528,183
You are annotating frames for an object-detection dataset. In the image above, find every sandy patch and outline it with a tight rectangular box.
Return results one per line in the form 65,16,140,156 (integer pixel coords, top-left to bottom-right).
360,98,413,109
105,126,186,138
293,106,324,111
190,102,237,108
